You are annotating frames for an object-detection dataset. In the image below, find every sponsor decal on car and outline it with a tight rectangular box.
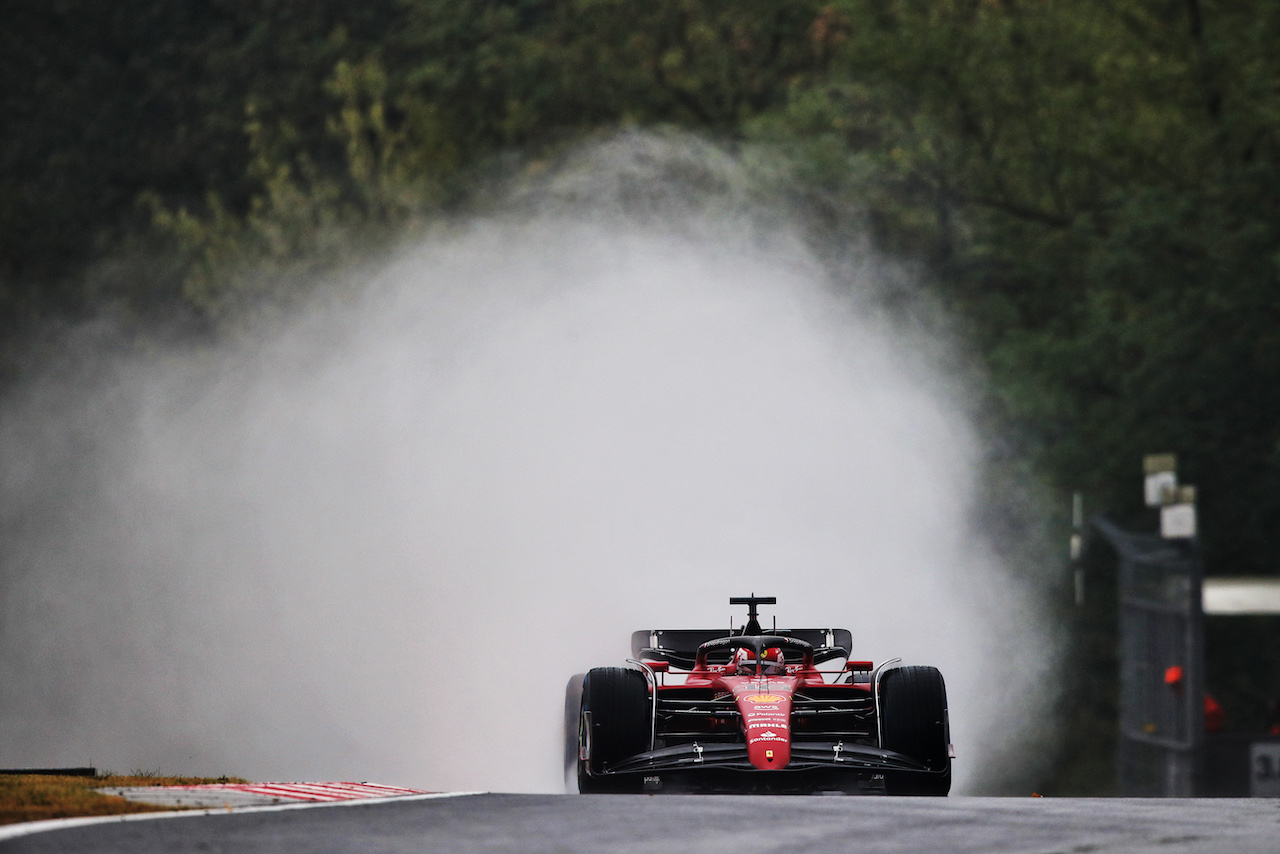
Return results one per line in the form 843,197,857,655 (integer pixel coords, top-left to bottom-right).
745,694,784,703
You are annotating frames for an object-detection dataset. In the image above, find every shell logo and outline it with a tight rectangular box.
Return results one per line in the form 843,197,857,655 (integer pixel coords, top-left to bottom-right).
746,694,784,703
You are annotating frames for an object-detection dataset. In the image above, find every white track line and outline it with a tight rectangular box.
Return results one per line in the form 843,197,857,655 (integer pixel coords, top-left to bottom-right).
0,791,483,842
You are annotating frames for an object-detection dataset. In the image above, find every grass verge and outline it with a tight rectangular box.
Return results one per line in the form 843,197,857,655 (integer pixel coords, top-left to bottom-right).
0,773,248,826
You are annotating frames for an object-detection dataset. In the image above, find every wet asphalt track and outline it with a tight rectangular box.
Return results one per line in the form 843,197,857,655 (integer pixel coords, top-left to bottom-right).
4,794,1280,853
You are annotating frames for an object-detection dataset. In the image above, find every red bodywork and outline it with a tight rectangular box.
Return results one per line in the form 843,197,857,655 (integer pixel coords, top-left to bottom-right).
724,677,795,769
676,642,865,771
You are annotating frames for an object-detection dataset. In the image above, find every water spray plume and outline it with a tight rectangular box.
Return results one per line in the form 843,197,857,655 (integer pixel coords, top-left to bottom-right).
0,133,1056,793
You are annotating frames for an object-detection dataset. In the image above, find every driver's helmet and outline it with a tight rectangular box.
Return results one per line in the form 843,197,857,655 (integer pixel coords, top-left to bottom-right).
761,647,786,675
733,647,757,675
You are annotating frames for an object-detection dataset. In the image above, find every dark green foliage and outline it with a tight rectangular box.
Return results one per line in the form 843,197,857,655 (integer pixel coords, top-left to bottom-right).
0,0,405,358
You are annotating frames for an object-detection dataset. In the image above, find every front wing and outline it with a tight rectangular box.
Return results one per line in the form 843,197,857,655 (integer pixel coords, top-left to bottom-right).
592,739,941,794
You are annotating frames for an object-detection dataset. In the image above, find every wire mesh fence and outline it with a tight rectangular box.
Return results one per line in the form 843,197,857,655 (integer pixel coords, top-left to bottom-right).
1094,515,1203,796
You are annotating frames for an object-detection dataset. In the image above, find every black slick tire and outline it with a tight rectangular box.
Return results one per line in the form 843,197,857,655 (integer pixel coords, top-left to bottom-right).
577,667,649,793
878,665,952,796
564,673,585,792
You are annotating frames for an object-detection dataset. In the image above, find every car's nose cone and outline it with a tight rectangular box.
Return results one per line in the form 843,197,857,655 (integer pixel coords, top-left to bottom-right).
731,681,795,769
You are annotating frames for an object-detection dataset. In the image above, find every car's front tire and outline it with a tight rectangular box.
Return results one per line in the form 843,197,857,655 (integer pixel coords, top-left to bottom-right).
878,665,952,796
577,667,649,793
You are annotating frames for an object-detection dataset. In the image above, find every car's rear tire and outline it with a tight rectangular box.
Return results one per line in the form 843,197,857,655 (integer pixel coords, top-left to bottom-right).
564,673,585,792
878,665,952,796
577,667,649,793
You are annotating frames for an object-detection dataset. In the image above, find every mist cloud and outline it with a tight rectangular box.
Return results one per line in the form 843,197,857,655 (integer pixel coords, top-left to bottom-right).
0,133,1055,792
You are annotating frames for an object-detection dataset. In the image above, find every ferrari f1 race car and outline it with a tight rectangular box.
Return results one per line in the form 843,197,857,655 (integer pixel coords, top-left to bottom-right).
565,596,952,795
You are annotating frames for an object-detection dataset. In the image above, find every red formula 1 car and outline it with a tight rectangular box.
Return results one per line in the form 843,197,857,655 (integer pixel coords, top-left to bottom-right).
565,596,952,795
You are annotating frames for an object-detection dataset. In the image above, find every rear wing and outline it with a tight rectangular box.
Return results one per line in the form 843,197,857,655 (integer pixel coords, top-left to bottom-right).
631,628,853,668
